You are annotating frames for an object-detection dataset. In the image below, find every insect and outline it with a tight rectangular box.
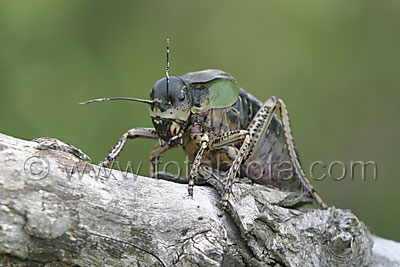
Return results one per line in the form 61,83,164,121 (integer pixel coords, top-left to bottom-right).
81,38,328,215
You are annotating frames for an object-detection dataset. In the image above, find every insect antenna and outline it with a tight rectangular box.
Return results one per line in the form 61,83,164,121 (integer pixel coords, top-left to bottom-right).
79,97,154,105
165,36,171,104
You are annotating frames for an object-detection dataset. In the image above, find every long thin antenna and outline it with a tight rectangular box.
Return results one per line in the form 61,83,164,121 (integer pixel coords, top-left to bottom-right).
79,97,154,105
165,36,170,101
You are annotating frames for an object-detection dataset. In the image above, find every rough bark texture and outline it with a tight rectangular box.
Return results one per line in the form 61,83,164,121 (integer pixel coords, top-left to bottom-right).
0,132,398,266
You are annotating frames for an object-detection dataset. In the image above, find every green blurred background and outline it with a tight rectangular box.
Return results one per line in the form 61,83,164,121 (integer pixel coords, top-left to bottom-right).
1,1,399,240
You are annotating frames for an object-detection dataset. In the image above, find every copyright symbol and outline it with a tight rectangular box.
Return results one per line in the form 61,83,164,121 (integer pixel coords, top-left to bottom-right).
24,156,50,180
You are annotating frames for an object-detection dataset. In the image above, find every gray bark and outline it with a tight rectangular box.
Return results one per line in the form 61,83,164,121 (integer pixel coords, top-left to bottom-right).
0,132,398,266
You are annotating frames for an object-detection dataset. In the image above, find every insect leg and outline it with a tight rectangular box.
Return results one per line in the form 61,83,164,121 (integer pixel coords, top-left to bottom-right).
197,130,251,215
273,97,328,209
149,144,173,178
242,96,327,209
220,133,251,216
102,128,158,167
188,134,209,197
210,130,249,150
219,96,328,215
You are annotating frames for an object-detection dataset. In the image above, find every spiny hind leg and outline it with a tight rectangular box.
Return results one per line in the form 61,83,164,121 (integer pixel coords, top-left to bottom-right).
102,127,158,167
214,104,280,215
274,97,328,209
219,96,328,215
243,96,327,209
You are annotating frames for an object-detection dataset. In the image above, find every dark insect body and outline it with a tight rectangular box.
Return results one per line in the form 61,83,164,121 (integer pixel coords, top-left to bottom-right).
81,41,327,215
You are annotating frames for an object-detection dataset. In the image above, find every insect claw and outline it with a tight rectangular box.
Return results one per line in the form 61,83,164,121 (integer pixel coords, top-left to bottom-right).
188,188,193,198
100,161,109,168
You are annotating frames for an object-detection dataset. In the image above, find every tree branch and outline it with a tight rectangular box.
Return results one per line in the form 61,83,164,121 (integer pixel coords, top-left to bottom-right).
0,133,398,266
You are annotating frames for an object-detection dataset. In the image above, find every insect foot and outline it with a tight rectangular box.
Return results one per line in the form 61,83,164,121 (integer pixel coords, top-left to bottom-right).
33,137,91,161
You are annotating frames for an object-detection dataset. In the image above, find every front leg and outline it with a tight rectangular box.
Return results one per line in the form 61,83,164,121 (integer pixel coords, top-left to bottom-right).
150,131,185,178
149,142,174,178
102,127,158,167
